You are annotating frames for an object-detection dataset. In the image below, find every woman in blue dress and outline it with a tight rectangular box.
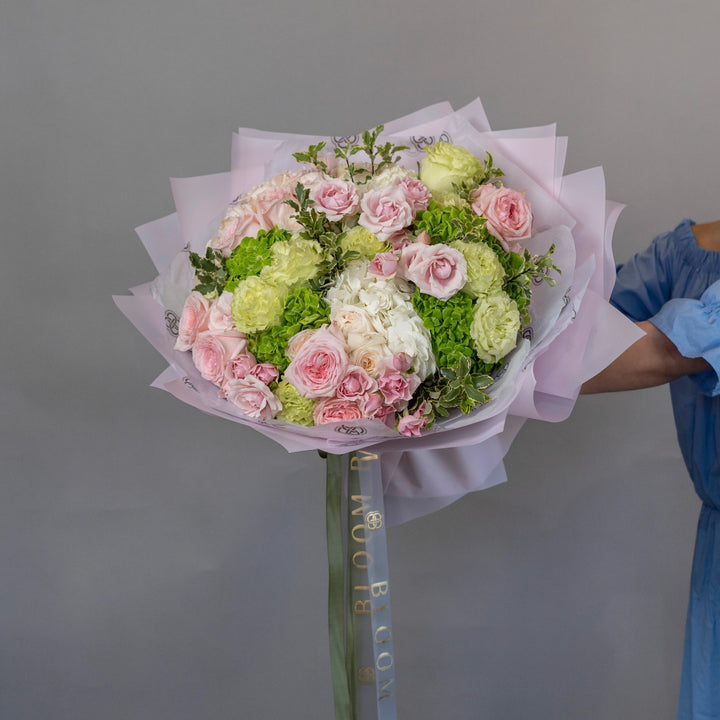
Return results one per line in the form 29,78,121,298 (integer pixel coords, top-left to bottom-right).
582,219,720,718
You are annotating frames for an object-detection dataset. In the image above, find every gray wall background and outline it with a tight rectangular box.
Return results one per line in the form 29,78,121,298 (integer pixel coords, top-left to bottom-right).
2,0,719,718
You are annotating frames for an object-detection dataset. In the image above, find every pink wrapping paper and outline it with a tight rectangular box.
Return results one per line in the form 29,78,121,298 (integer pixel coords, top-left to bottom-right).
115,98,643,524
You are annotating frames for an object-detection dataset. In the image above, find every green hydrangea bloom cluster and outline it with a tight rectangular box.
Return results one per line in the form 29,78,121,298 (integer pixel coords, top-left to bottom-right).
414,202,491,246
224,227,291,292
248,287,330,372
275,380,316,426
411,288,495,374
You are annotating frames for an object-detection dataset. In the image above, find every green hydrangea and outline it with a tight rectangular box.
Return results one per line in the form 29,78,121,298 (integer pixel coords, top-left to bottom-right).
224,227,291,292
275,380,316,426
429,190,469,210
412,288,494,373
450,240,506,298
470,291,521,364
339,226,389,258
231,275,288,333
261,234,325,289
248,287,330,372
414,202,491,246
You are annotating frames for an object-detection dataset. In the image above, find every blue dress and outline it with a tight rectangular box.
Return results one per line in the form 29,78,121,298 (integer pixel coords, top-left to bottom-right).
611,219,720,719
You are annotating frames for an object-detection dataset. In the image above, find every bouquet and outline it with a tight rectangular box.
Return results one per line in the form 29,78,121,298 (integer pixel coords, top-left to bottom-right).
173,128,558,438
115,99,642,719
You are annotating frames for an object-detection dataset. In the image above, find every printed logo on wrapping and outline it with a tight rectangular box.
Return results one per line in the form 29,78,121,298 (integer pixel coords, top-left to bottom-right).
165,310,180,338
335,424,367,436
410,131,452,152
494,362,509,380
532,266,552,286
332,135,359,149
563,286,578,321
182,377,198,392
522,326,534,342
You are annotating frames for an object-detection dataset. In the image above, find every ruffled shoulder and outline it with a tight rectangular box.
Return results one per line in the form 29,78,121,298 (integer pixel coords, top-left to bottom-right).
669,218,720,273
650,278,720,396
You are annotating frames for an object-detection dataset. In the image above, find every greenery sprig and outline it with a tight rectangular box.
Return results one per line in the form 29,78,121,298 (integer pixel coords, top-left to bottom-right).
292,142,329,173
497,245,560,324
411,355,494,428
332,125,408,183
283,183,360,291
189,248,228,297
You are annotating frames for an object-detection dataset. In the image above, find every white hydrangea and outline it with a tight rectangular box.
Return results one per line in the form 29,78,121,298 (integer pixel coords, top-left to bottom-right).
325,259,436,379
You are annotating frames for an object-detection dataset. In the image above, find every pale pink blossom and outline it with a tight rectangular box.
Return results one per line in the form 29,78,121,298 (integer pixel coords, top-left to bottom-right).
471,184,532,252
223,352,257,384
286,328,318,360
378,372,421,410
209,206,264,256
208,291,239,334
387,230,413,251
254,186,300,232
368,252,399,279
225,375,282,420
397,402,429,437
284,326,349,398
192,331,247,387
395,176,431,213
359,186,414,241
392,352,413,373
174,291,211,352
415,231,431,245
364,394,397,427
248,362,279,385
313,397,365,425
336,366,378,399
397,243,467,301
309,179,360,221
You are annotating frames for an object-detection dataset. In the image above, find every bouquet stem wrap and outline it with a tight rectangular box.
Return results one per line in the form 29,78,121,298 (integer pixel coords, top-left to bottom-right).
326,451,396,720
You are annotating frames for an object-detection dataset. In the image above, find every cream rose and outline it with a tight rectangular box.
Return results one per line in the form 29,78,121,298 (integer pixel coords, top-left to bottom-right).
470,292,521,364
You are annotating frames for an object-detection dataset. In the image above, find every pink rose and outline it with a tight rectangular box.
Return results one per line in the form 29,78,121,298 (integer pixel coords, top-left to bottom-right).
368,251,399,279
309,179,360,221
248,362,279,385
364,393,397,427
378,372,421,410
471,184,532,252
395,177,431,213
313,397,365,425
392,352,413,373
254,187,300,232
397,243,467,301
387,230,412,251
284,326,349,398
225,375,282,420
415,231,431,245
209,205,264,256
174,291,211,352
208,291,239,334
336,366,378,399
224,352,257,384
397,402,429,437
359,186,415,241
191,331,246,386
286,328,317,360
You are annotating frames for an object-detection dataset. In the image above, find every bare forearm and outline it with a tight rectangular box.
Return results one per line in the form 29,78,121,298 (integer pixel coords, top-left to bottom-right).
581,321,711,394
